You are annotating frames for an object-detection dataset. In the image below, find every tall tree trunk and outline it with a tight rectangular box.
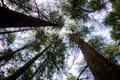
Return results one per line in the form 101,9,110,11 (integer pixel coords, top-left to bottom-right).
5,45,50,80
0,28,32,34
73,33,120,80
0,7,57,28
29,58,48,80
0,45,29,62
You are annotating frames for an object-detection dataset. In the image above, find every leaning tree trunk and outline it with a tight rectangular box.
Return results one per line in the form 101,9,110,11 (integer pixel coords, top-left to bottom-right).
73,33,120,80
0,45,29,62
29,57,48,80
0,6,57,27
4,45,50,80
0,28,32,34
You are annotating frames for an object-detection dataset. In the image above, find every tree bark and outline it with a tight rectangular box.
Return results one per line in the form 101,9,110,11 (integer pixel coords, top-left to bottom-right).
73,33,120,80
0,7,57,28
5,45,50,80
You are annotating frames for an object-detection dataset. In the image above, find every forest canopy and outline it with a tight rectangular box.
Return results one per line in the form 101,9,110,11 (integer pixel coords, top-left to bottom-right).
0,0,120,80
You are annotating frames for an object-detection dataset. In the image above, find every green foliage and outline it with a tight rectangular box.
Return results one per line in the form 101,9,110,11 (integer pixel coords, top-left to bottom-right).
30,34,66,80
0,27,67,80
47,33,66,70
67,73,76,80
21,67,33,80
1,0,120,79
68,24,91,44
104,0,120,43
62,1,88,20
28,28,46,52
8,66,19,74
67,26,92,55
104,12,120,26
49,11,64,29
104,43,120,63
0,48,13,62
60,0,106,21
60,0,88,20
88,36,105,52
111,29,120,41
110,0,120,12
7,33,16,45
78,26,91,39
89,0,105,11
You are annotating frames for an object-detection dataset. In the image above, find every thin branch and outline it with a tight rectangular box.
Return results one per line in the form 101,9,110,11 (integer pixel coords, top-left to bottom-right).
90,13,103,28
77,65,88,80
33,0,40,18
1,0,8,8
11,0,32,16
68,52,79,70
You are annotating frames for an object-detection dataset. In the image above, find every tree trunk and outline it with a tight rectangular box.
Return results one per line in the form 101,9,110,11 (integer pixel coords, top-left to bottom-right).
0,45,29,62
5,45,50,80
73,33,120,80
29,58,48,80
0,28,32,34
0,7,57,28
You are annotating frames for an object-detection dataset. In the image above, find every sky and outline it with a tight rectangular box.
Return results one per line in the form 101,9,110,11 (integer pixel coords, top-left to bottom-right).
0,0,113,80
34,0,86,79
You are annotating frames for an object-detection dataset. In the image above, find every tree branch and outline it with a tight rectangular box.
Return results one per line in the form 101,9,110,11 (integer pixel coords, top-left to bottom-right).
77,65,88,80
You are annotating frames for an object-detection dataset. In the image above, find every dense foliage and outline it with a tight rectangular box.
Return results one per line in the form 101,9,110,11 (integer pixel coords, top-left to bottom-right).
0,0,120,80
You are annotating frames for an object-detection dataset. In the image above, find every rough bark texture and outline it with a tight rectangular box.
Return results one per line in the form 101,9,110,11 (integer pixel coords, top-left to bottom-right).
73,33,120,80
0,7,57,27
